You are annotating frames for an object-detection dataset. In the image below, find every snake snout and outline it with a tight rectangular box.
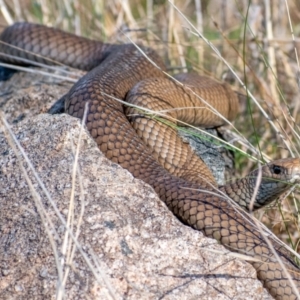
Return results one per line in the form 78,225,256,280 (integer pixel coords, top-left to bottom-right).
290,163,300,184
284,158,300,183
267,157,300,184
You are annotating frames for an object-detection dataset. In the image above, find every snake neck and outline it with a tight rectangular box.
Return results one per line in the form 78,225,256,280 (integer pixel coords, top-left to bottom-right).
220,168,292,211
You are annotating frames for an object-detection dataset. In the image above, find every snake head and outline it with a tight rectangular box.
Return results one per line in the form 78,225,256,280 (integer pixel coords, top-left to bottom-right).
250,158,300,208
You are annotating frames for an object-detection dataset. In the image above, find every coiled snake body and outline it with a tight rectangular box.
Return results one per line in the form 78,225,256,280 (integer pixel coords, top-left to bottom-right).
1,22,300,299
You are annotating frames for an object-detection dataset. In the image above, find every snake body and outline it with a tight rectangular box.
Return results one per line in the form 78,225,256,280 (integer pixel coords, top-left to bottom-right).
1,22,300,299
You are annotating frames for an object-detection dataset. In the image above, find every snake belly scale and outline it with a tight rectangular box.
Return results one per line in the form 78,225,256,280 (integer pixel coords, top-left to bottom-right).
1,22,300,299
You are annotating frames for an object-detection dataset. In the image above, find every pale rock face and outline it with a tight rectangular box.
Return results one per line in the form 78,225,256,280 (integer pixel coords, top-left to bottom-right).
0,70,271,299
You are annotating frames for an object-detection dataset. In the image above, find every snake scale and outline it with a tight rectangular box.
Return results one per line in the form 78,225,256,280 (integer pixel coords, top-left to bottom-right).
1,22,300,299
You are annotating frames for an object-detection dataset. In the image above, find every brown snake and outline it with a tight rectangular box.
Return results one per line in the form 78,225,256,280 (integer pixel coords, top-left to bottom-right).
1,22,300,299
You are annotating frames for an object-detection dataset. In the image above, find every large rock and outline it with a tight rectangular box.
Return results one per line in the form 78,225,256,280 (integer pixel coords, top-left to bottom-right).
0,70,271,299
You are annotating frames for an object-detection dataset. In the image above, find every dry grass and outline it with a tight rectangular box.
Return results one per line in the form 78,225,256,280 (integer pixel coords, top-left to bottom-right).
1,0,300,288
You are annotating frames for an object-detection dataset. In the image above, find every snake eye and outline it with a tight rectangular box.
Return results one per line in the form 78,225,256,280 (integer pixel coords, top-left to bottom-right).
272,165,282,175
